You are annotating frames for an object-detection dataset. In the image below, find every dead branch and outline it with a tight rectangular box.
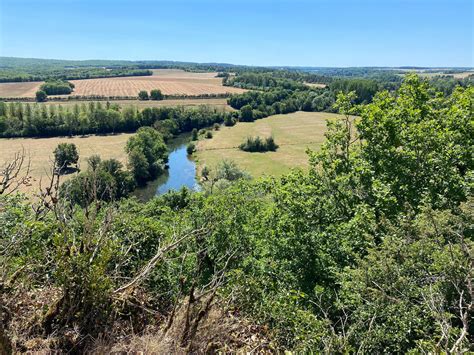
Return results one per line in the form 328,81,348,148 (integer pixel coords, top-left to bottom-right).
0,148,32,195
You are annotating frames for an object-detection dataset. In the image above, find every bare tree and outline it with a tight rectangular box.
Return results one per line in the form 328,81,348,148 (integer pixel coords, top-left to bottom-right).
0,148,32,195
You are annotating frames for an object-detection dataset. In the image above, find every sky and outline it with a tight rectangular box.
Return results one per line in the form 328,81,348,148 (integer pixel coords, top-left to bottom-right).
0,0,472,67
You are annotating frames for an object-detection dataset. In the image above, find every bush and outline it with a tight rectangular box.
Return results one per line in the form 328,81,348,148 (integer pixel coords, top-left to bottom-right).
205,131,213,139
35,90,47,102
239,136,278,152
213,123,220,131
138,90,149,100
224,116,236,127
191,128,198,141
54,143,79,170
186,142,196,155
150,89,163,100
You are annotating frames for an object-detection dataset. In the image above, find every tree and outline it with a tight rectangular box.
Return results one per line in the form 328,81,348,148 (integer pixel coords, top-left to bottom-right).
240,105,254,122
191,128,198,141
35,90,47,102
54,143,79,170
186,142,196,155
126,127,167,184
138,90,149,100
150,89,163,100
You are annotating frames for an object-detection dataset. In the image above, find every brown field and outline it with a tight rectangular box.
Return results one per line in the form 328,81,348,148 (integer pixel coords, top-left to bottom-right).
16,98,235,110
0,133,133,195
0,81,42,98
305,82,327,88
0,69,246,98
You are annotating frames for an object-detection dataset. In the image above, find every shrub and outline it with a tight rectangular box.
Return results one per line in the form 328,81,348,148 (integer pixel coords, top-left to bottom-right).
150,89,163,100
205,131,213,139
35,90,47,102
224,116,236,127
213,123,220,131
239,136,278,152
186,142,196,155
138,90,149,100
191,128,198,141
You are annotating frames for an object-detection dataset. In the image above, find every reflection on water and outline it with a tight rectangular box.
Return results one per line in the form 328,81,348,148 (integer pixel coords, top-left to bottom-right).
133,134,200,201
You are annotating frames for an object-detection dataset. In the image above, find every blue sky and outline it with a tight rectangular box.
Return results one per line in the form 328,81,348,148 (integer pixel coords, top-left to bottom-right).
0,0,472,67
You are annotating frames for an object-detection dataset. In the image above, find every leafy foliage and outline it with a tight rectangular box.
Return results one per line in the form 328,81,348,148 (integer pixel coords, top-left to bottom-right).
0,75,472,353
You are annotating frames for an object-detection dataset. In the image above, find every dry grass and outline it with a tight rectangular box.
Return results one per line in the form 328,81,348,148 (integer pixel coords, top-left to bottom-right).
196,111,343,177
0,133,133,194
305,82,327,88
0,69,246,98
0,81,42,98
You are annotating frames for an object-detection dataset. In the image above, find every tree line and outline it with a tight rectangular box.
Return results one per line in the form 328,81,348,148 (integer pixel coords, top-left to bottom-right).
0,101,237,139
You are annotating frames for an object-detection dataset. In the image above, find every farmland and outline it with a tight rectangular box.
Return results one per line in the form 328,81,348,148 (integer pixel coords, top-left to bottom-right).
0,133,132,194
0,69,246,98
195,111,342,177
0,81,42,97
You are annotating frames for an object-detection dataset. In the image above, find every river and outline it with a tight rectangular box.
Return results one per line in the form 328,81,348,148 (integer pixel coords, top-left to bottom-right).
133,134,200,201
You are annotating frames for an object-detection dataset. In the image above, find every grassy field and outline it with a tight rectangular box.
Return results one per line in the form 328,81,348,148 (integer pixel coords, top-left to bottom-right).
195,111,342,177
0,133,133,194
0,69,245,98
15,98,234,110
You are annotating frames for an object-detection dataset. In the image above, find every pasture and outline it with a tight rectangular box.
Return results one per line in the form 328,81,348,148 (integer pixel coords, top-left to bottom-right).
0,69,245,98
195,111,343,177
0,133,132,194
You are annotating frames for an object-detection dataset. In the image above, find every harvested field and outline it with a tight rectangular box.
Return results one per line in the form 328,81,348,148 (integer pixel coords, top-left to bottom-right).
0,81,42,98
195,111,344,177
0,133,133,195
305,82,327,88
0,69,246,98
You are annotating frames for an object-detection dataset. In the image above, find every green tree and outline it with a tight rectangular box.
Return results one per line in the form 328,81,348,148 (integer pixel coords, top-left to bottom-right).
126,127,167,184
150,89,163,100
54,142,79,170
240,104,254,122
35,90,47,102
138,90,149,100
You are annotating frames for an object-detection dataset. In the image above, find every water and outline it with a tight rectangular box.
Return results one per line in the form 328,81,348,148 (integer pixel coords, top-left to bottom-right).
133,135,200,201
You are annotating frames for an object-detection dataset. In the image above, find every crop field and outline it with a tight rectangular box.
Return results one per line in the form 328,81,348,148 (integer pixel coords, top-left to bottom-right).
195,111,344,177
0,133,133,194
0,81,42,98
0,69,246,98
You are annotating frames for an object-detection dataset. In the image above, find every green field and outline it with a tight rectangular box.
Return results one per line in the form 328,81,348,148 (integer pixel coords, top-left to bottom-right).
195,111,343,177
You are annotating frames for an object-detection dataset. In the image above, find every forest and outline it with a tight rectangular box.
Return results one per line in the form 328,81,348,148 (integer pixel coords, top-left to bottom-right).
1,75,472,353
